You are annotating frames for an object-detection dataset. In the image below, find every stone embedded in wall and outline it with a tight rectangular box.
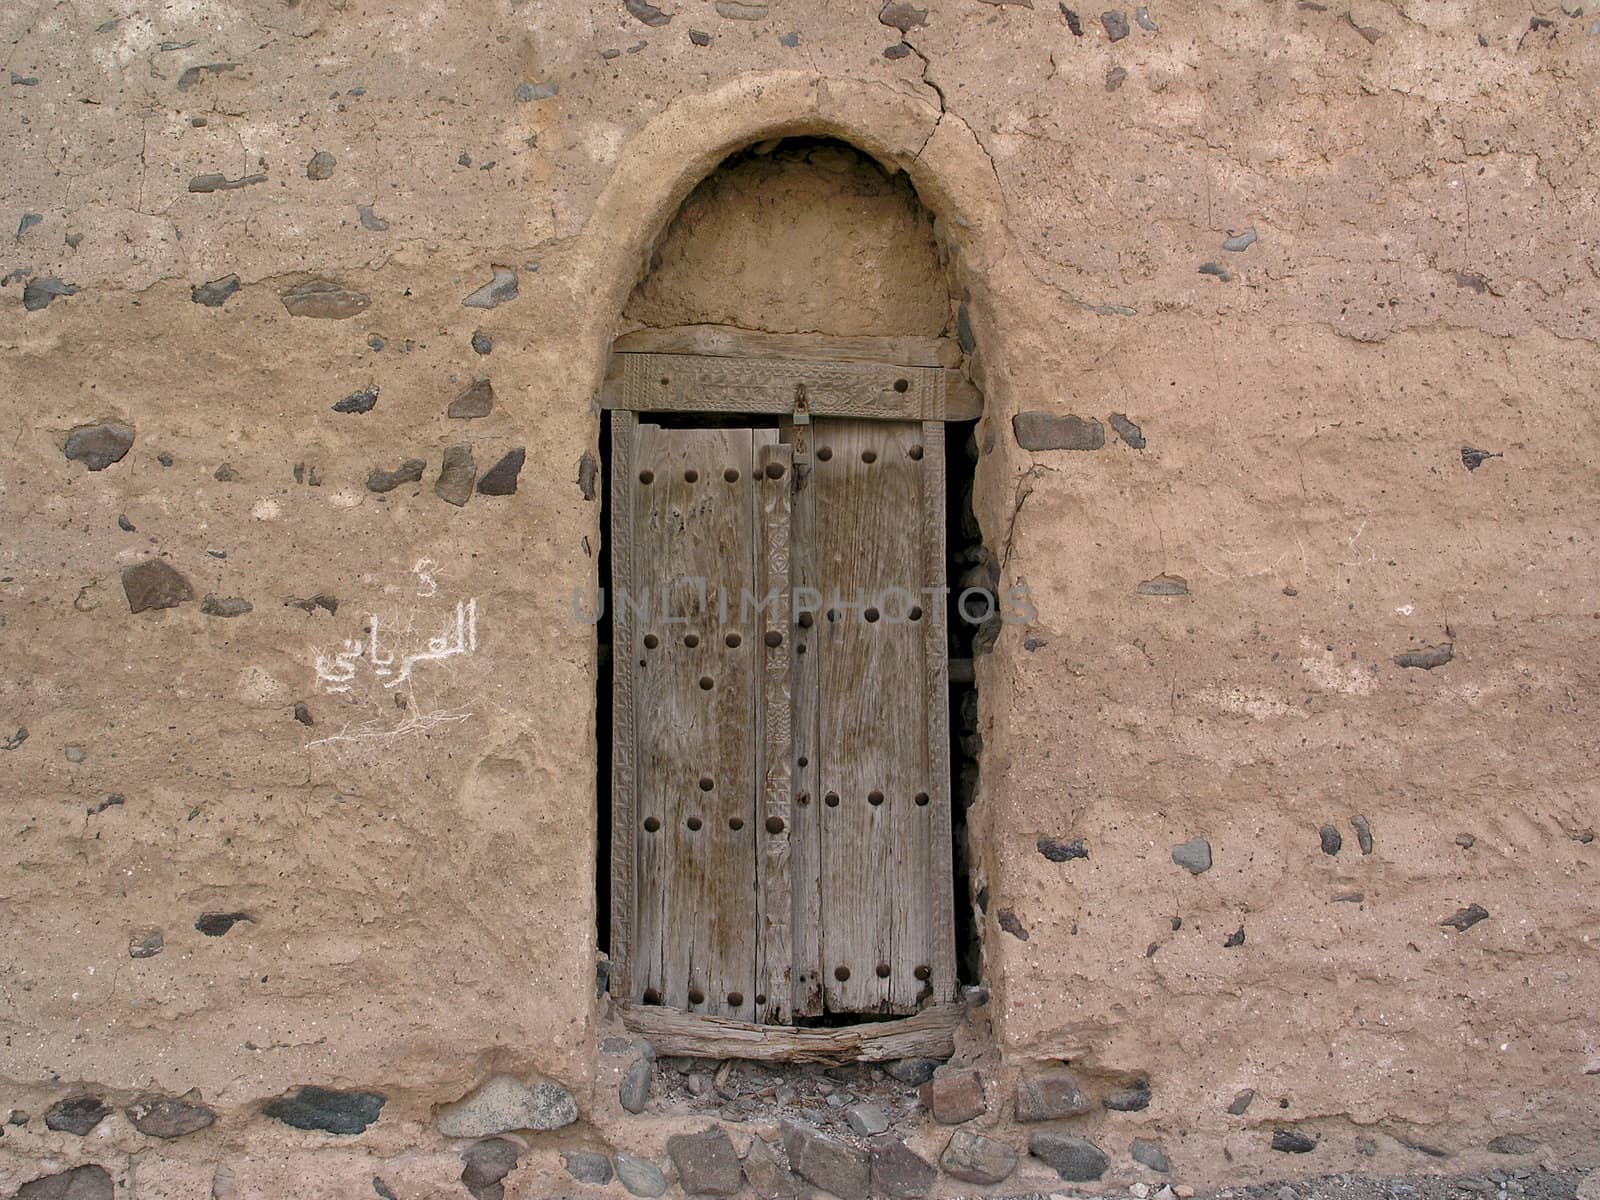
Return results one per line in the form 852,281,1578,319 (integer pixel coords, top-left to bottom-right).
883,1058,939,1086
334,386,380,414
1037,835,1088,862
1271,1129,1316,1153
192,275,241,306
463,267,519,309
1031,1131,1109,1181
471,330,493,355
1060,4,1084,34
1199,262,1233,283
1101,10,1130,39
435,1074,578,1137
1135,5,1158,30
690,28,712,43
1172,836,1212,874
1228,1088,1255,1114
122,560,193,613
579,452,598,501
282,280,371,320
265,1086,385,1134
625,0,673,26
293,702,314,726
562,1149,612,1185
1109,412,1146,448
188,173,267,193
846,1103,889,1136
1131,1138,1170,1172
176,62,240,90
666,1126,742,1195
878,1,928,30
1104,1078,1152,1111
614,1152,669,1198
1137,573,1189,596
741,1138,802,1199
367,459,426,493
514,81,560,101
1016,1068,1092,1121
1441,903,1490,932
213,462,240,482
462,1137,520,1200
195,911,252,936
1320,825,1343,855
1488,1134,1538,1155
449,379,495,418
44,1095,111,1135
869,1136,936,1199
65,421,135,470
477,448,526,496
129,928,163,958
1223,228,1258,252
436,445,478,507
1462,446,1502,471
921,1068,985,1124
357,206,389,232
307,150,337,179
14,1164,113,1200
940,1129,1018,1184
997,909,1029,940
1224,926,1246,947
1395,643,1453,669
1013,412,1105,451
126,1090,216,1138
23,276,79,310
782,1120,869,1200
716,0,768,16
201,595,252,617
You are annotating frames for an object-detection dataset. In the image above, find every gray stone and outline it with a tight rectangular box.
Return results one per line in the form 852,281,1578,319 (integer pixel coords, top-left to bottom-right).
1104,1079,1151,1111
265,1086,385,1134
477,447,526,496
1488,1134,1538,1155
213,462,240,481
1038,835,1088,862
922,1068,985,1124
1101,8,1130,38
127,1090,216,1138
282,280,370,319
449,379,495,418
64,745,86,763
514,80,559,102
123,560,193,613
624,0,673,25
940,1128,1018,1185
307,150,337,179
579,452,598,501
65,421,135,470
1395,643,1453,669
1199,261,1233,282
463,267,519,309
187,172,267,193
1016,1068,1092,1121
192,275,241,306
1227,1088,1255,1115
742,1138,802,1200
879,1,930,32
294,702,314,726
1320,824,1343,855
366,459,426,493
1013,411,1105,451
1271,1128,1316,1153
846,1102,889,1135
129,927,163,958
1109,412,1146,448
1441,903,1490,932
561,1149,612,1185
1223,227,1258,252
1131,1138,1170,1172
869,1137,936,1199
435,445,477,508
195,911,251,936
1352,814,1375,854
357,205,389,232
1172,836,1212,874
435,1074,578,1137
614,1153,668,1198
16,212,42,239
23,276,79,310
667,1126,742,1195
998,908,1029,940
717,0,768,15
333,386,379,413
884,1057,940,1085
1135,5,1158,29
15,1165,114,1200
462,1137,519,1200
783,1121,869,1200
44,1095,111,1135
471,330,494,355
690,29,712,44
1030,1131,1109,1181
1139,573,1189,595
201,595,252,618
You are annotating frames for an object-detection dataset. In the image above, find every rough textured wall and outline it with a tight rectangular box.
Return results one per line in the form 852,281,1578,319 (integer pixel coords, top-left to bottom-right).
1,0,1598,1196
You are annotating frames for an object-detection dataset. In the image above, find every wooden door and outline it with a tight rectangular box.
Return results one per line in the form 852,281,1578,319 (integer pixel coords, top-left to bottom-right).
606,331,972,1033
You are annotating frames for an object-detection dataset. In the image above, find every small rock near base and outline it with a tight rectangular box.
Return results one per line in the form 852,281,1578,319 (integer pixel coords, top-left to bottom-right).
65,421,135,470
1013,411,1105,451
784,1120,869,1200
922,1068,986,1124
614,1153,668,1198
666,1126,742,1195
561,1149,612,1185
1031,1131,1109,1181
940,1128,1018,1185
435,1074,577,1137
869,1136,937,1199
127,1090,216,1138
264,1086,385,1135
15,1165,114,1200
1131,1138,1170,1172
1172,836,1212,874
44,1096,111,1135
1272,1129,1316,1153
1016,1068,1092,1121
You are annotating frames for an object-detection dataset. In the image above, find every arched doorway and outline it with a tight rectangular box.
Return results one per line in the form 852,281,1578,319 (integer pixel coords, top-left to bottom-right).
596,140,985,1059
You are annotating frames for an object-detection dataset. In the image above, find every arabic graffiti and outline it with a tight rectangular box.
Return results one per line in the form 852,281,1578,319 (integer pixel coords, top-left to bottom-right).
313,598,478,694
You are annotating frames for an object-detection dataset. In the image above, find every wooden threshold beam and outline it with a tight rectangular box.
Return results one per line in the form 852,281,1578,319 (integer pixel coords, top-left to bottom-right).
612,324,962,369
615,1003,962,1063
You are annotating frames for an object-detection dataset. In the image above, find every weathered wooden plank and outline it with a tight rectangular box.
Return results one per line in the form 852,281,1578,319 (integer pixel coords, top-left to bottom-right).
754,437,794,1025
610,353,977,422
783,417,825,1018
613,324,960,368
631,425,760,1021
921,421,958,1004
617,1002,962,1063
609,410,639,1004
814,418,931,1014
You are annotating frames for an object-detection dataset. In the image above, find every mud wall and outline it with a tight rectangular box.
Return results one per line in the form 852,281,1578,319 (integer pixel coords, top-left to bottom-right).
1,0,1597,1197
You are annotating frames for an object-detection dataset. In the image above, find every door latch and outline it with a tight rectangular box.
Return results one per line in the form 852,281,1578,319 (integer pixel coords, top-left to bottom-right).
793,382,810,426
